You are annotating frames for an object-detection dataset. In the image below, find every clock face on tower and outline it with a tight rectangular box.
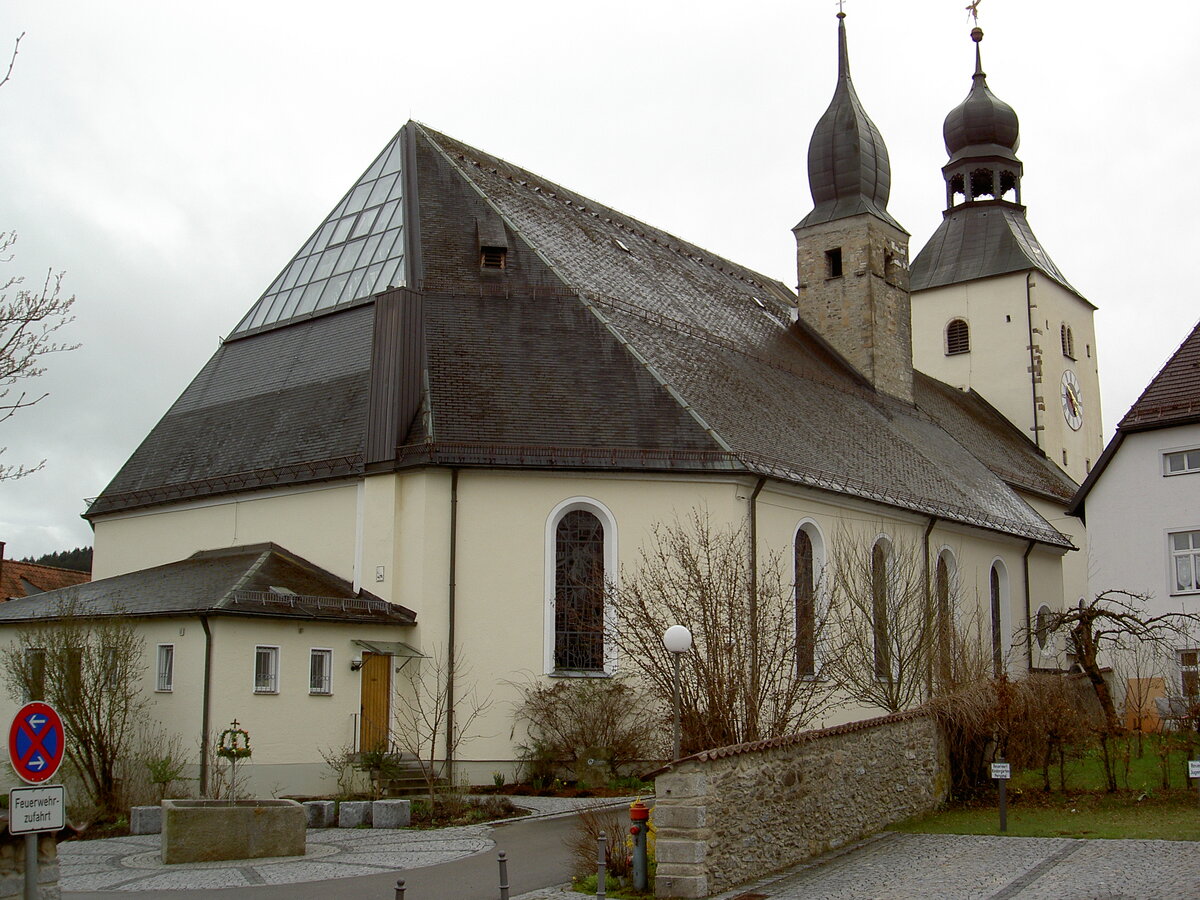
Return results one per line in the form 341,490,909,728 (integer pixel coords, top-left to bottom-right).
1061,369,1083,431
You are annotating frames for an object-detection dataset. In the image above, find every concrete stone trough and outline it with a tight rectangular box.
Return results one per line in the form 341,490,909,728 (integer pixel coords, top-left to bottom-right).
161,799,306,864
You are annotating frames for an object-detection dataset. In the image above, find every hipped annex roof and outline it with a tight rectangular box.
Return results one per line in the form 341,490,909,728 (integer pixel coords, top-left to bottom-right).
88,122,1073,548
0,544,416,625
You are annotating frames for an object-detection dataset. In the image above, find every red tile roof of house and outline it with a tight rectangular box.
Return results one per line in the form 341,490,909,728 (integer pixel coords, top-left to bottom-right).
1119,319,1200,431
0,559,91,600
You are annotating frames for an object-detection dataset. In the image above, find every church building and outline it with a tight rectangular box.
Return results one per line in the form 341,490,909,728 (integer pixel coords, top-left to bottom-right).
0,14,1087,795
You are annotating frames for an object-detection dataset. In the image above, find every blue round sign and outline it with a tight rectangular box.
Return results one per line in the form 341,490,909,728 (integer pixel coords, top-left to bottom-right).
9,702,65,784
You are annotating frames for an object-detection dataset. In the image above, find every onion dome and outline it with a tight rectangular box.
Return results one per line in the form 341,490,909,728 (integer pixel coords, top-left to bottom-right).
798,13,902,231
942,27,1020,162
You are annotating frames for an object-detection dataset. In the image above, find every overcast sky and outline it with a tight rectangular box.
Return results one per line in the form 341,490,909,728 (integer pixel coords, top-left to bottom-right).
2,0,1197,562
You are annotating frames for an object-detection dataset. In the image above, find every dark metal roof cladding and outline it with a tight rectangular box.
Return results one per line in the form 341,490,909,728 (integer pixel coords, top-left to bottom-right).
797,13,903,232
910,201,1079,295
943,28,1020,161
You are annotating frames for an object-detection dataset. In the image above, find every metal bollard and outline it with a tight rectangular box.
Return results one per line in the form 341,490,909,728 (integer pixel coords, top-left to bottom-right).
596,831,606,899
394,877,405,899
630,800,650,892
498,850,510,900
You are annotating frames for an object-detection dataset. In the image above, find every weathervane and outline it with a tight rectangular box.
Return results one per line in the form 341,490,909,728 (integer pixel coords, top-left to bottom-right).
966,0,983,24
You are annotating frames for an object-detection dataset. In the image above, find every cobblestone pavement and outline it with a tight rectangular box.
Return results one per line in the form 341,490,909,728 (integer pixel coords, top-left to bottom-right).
516,832,1200,900
60,796,632,893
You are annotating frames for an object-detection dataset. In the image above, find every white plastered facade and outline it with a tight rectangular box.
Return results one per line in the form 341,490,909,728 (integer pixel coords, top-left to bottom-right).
39,463,1079,794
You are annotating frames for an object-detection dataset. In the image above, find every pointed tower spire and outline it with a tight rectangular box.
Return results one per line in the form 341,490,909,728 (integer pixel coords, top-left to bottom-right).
794,11,913,404
797,12,902,231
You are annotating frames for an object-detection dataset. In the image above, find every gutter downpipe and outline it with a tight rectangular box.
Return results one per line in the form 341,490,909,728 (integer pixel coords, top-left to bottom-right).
748,477,766,742
445,468,459,785
923,517,937,698
1026,273,1042,451
1023,541,1036,673
199,615,213,796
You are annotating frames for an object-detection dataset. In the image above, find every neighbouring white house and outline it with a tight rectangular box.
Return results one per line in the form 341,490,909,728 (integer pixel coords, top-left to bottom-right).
0,16,1090,797
1070,319,1200,722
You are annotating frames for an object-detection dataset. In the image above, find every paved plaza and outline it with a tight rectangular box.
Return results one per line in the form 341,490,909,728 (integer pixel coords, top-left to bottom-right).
521,832,1200,900
60,801,1200,898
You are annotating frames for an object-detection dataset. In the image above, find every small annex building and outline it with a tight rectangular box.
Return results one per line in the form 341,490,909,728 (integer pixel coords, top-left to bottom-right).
0,15,1085,796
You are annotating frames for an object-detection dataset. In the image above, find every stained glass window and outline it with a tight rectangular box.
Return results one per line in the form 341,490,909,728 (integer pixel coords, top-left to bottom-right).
554,511,605,671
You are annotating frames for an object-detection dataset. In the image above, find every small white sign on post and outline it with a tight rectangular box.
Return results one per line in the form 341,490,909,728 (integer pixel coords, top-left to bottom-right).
1189,760,1200,780
8,784,65,834
991,762,1011,780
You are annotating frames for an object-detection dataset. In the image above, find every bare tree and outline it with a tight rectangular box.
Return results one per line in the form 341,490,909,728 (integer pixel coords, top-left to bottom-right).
1040,590,1197,790
612,509,838,756
1,604,151,818
2,35,79,481
824,528,936,714
390,650,491,805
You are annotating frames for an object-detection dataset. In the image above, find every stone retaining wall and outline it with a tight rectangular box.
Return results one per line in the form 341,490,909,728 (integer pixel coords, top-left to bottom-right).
653,711,948,898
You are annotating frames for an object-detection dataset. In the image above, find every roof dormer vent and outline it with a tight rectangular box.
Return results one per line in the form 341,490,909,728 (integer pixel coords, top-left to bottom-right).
480,247,507,269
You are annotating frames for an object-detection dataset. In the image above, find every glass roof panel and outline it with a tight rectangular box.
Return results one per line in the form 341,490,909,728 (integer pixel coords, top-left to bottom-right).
230,128,407,336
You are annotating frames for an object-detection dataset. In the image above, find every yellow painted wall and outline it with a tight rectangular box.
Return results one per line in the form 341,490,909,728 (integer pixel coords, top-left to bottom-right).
91,482,360,582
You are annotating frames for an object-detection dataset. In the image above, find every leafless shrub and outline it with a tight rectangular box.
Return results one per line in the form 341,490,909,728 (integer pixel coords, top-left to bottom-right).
612,508,838,755
512,677,658,779
565,804,633,880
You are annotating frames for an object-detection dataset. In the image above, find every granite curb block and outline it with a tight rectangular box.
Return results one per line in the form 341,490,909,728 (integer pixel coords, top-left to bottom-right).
129,805,162,835
372,798,411,828
304,800,335,828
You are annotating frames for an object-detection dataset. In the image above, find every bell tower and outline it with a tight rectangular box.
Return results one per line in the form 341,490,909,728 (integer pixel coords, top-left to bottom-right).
794,11,913,405
910,26,1103,484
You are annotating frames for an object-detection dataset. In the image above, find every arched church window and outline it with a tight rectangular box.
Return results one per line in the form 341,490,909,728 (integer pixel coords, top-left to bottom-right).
872,539,891,681
1060,323,1075,359
990,562,1009,677
554,510,606,671
935,551,955,684
795,528,816,677
946,318,970,356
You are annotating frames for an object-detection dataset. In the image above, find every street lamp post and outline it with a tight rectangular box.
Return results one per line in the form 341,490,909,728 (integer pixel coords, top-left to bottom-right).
662,624,692,760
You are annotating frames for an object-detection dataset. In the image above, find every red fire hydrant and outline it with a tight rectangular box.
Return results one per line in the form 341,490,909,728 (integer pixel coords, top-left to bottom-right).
630,800,650,892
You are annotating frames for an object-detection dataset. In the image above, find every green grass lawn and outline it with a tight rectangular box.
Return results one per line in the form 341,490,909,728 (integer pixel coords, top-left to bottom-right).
891,790,1200,840
892,735,1200,841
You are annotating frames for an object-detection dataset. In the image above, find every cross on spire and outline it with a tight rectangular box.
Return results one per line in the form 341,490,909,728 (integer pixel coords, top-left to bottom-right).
966,0,983,24
837,0,846,14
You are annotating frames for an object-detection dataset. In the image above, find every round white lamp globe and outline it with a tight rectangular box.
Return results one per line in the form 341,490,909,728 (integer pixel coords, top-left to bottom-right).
662,624,693,654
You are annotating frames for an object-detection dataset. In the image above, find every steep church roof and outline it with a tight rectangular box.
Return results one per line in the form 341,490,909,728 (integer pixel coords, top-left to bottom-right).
911,27,1081,299
88,120,1073,548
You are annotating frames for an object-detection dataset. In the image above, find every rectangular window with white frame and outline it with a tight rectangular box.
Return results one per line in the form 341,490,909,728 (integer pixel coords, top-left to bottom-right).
156,644,174,692
254,646,279,693
1163,449,1200,476
309,649,332,695
1170,531,1200,594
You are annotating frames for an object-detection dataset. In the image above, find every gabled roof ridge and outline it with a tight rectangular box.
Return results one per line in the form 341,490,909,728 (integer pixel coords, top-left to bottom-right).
413,123,793,300
1118,318,1200,431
